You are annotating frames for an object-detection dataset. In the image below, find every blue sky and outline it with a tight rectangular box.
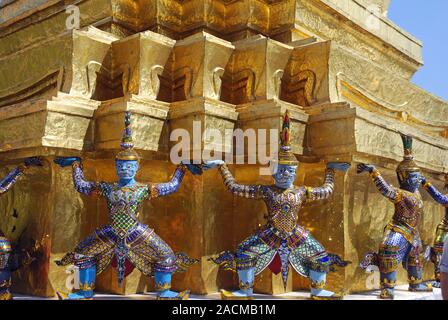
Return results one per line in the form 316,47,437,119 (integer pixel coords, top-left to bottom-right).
388,0,448,101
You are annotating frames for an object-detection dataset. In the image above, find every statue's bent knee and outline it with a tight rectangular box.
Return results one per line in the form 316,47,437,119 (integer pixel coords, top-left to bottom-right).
154,253,177,273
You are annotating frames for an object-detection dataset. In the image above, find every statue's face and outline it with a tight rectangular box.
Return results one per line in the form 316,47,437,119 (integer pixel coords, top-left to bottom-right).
116,160,139,180
398,171,422,192
272,164,297,189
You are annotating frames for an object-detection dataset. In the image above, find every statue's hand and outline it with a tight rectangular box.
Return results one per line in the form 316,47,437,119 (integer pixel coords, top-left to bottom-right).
356,163,375,174
180,160,225,175
327,162,350,172
24,157,43,167
54,157,80,168
180,160,203,175
420,175,427,186
202,160,225,170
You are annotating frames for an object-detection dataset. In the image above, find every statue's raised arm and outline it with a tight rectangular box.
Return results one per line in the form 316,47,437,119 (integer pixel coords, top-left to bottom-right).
54,157,100,196
147,159,206,198
422,175,448,206
0,166,24,195
217,161,264,199
304,162,349,203
0,157,43,195
149,164,188,198
357,163,400,202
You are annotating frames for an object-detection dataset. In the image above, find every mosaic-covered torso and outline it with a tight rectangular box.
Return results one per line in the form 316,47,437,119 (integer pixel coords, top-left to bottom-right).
261,186,307,237
99,183,149,234
391,190,423,230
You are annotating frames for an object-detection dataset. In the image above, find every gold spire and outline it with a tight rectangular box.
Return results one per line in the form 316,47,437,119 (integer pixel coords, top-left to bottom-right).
116,111,139,161
272,110,299,166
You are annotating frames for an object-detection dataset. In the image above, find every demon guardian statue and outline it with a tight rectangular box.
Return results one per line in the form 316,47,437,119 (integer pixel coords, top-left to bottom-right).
209,111,350,300
54,112,198,300
359,134,433,299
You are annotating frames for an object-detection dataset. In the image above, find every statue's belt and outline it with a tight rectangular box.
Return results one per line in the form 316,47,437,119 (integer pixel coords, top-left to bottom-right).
98,223,154,245
257,224,309,249
385,222,417,244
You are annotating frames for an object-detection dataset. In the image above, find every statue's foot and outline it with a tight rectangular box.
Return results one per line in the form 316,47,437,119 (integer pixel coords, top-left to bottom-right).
432,281,441,289
310,289,344,300
220,289,254,300
409,282,433,292
56,291,93,300
156,290,190,300
379,288,394,300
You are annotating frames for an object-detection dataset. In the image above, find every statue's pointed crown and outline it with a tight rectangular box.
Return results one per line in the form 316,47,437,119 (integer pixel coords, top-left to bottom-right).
116,111,139,161
396,134,419,174
273,110,299,166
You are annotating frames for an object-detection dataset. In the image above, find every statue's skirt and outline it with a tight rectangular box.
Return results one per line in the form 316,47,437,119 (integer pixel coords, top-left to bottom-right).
211,225,349,286
57,223,197,282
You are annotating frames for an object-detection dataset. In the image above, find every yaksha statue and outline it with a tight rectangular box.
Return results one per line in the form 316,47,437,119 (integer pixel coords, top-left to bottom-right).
0,157,43,300
420,173,448,288
359,134,433,299
209,111,351,300
54,112,198,300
